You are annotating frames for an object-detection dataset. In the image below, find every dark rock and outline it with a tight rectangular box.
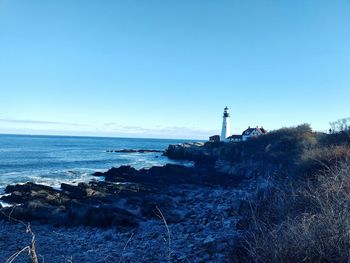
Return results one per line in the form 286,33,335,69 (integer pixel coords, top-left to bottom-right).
147,164,193,177
93,165,139,182
162,209,187,224
93,162,243,187
238,200,252,217
69,200,139,227
0,200,69,225
61,182,109,202
4,182,56,194
94,164,197,186
1,191,25,204
93,171,104,177
164,142,215,162
0,182,140,227
61,183,86,198
1,182,67,206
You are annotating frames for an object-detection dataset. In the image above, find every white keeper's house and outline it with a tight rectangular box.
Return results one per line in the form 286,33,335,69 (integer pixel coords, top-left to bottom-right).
209,107,267,142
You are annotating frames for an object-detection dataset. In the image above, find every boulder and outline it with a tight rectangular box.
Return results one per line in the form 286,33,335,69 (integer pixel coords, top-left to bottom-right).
1,182,67,206
0,200,69,225
69,200,139,227
4,182,55,194
164,142,214,162
94,164,197,186
0,182,140,227
93,165,139,182
148,164,193,177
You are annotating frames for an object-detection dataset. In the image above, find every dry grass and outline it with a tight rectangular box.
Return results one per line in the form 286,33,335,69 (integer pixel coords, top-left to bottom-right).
239,157,350,263
302,145,350,171
155,206,172,263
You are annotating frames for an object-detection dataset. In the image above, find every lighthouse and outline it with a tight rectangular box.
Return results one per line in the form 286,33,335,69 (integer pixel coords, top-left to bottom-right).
221,106,231,141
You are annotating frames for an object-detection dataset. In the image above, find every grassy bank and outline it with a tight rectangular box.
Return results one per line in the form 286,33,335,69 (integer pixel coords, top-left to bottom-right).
232,126,350,262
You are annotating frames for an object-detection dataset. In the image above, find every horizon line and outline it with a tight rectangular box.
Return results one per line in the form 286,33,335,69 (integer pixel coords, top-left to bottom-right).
0,132,205,142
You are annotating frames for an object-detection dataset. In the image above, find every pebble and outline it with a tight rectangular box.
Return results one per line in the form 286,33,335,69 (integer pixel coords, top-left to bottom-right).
0,185,247,263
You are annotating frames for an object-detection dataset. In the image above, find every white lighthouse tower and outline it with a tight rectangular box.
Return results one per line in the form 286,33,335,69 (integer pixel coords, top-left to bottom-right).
221,106,231,141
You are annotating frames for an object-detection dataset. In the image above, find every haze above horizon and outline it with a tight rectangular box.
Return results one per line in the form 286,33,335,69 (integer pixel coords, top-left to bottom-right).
0,0,349,139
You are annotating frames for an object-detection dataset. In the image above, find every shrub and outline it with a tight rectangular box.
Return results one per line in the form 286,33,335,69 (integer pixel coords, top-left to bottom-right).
318,131,350,146
301,145,350,175
237,157,350,263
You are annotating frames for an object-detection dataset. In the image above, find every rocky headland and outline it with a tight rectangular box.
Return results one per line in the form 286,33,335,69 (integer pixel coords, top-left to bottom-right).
1,124,350,262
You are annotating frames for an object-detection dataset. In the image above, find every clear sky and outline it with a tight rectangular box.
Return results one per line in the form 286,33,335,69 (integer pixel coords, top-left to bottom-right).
0,0,349,139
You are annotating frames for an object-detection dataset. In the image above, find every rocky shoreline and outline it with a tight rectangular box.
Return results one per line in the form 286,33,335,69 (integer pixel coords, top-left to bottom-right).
1,125,347,262
0,183,246,262
0,142,271,262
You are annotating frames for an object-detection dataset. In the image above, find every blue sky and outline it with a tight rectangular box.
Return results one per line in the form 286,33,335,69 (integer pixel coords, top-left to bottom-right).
0,0,349,139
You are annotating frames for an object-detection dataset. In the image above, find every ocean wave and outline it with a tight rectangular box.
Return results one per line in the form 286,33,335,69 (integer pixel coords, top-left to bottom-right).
0,135,192,194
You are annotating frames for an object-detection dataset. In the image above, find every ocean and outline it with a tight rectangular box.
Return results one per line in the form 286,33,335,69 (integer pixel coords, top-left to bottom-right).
0,134,192,193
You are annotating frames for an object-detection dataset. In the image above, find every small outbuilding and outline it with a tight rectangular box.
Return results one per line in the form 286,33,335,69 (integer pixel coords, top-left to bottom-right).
209,135,220,142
